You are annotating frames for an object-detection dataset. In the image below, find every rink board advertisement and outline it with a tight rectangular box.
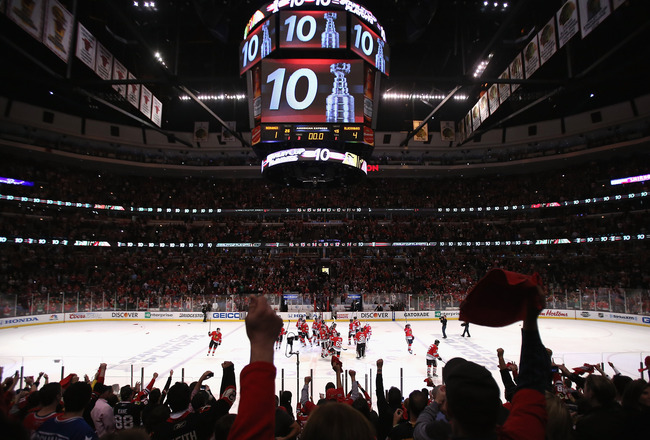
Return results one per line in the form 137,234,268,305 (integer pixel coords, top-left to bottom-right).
2,309,649,328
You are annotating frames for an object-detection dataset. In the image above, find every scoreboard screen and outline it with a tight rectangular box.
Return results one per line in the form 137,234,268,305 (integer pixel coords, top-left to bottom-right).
260,58,364,123
239,17,277,75
350,16,389,75
279,10,348,49
242,1,387,186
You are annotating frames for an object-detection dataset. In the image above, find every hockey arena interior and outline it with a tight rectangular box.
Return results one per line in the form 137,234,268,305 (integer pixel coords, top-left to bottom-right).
1,1,650,439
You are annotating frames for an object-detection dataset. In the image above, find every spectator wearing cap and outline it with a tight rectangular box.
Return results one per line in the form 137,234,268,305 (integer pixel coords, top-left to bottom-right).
91,382,116,437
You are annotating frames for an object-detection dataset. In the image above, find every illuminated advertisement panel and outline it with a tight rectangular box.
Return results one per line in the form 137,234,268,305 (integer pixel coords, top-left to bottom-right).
261,148,368,174
279,10,347,49
261,58,364,123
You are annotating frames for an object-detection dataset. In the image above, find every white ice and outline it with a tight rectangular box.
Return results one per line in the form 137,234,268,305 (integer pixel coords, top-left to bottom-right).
1,318,648,412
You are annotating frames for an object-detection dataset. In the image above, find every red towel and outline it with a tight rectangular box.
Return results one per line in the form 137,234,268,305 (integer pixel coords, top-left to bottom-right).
459,268,543,327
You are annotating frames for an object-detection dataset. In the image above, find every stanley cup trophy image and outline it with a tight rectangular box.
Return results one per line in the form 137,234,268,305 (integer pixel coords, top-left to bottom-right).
326,63,355,123
375,37,386,74
261,20,272,59
321,12,340,48
48,6,68,51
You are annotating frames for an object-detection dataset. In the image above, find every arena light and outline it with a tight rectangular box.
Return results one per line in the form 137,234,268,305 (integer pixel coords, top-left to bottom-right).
382,92,468,101
472,53,494,78
179,94,247,101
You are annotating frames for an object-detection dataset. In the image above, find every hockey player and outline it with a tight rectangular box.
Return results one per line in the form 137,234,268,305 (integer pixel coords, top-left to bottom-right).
300,320,312,346
319,321,331,357
404,323,414,354
207,328,222,356
276,323,286,350
331,331,343,357
348,319,356,345
426,340,443,378
353,316,362,335
355,326,367,359
311,316,323,345
363,323,372,342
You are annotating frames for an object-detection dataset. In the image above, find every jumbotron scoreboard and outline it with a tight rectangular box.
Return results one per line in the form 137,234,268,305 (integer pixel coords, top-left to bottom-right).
241,1,389,187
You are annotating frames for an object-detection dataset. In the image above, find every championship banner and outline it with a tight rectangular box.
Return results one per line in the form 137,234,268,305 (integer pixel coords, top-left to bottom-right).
578,0,611,39
151,96,162,127
498,68,511,104
94,42,113,80
126,72,140,109
508,53,524,93
487,84,499,114
111,58,127,97
75,22,96,70
471,102,481,130
194,122,209,142
412,120,428,142
538,17,557,66
557,1,579,48
222,121,237,142
459,118,466,142
440,121,455,142
42,0,72,62
523,34,540,79
479,93,489,121
140,85,153,119
464,112,472,135
7,0,45,41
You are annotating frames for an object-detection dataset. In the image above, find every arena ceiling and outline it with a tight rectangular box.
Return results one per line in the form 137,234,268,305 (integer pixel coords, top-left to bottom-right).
1,0,649,145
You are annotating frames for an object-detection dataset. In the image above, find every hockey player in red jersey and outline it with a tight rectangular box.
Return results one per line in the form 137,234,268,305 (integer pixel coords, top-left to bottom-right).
426,340,443,377
363,323,372,342
300,320,312,346
331,331,343,357
312,317,321,345
353,317,361,334
404,323,414,354
276,323,286,350
319,322,331,357
355,326,367,359
207,328,222,356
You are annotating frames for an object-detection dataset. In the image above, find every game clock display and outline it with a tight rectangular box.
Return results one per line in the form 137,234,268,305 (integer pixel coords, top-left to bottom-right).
260,124,367,143
261,58,364,123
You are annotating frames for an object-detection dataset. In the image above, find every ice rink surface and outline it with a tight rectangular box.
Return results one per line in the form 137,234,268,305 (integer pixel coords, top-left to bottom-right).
1,318,648,412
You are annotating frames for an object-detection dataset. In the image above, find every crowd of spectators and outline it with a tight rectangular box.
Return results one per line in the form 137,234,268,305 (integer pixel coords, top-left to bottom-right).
1,244,649,318
2,152,649,209
1,151,650,318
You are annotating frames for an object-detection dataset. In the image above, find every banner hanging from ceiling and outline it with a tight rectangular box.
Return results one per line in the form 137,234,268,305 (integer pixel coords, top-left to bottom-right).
7,0,45,41
42,0,72,62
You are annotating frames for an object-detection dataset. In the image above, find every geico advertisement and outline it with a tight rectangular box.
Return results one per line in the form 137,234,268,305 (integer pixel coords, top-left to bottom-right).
211,312,242,320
